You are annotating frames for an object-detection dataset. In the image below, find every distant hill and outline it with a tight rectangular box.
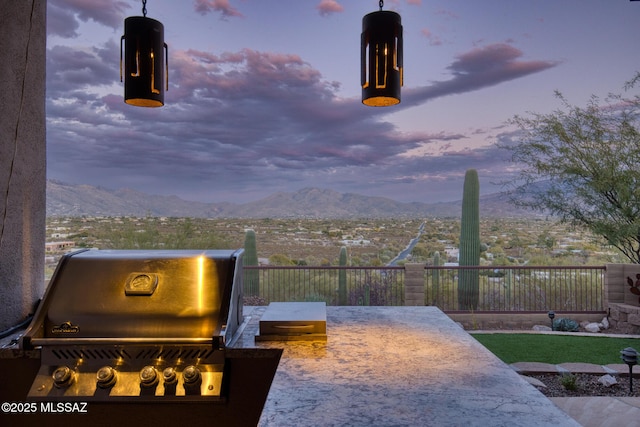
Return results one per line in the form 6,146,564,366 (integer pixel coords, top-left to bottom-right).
46,180,541,219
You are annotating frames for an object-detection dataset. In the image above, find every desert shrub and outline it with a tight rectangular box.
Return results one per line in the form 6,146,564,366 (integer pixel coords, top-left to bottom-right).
560,374,578,391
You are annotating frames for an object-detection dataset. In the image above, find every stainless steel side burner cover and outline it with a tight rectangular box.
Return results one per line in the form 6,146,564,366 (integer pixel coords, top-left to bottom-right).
256,302,327,341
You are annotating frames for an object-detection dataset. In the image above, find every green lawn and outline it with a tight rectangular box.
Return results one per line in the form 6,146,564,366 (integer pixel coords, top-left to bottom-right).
471,333,640,365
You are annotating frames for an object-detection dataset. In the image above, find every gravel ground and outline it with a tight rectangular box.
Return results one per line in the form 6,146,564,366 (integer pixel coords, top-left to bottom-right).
527,373,640,397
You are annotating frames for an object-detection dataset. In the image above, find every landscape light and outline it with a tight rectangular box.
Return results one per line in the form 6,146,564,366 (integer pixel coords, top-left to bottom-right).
120,0,168,107
548,311,555,331
620,347,638,393
361,1,403,107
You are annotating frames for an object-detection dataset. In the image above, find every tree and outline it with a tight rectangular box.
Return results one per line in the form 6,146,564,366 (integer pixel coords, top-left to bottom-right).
268,253,295,265
502,80,640,263
410,244,429,261
537,232,556,252
458,169,480,310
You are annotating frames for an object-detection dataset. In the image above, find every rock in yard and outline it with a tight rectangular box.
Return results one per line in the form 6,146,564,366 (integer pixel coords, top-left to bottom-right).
521,375,547,388
598,374,618,387
532,325,551,332
580,320,590,329
601,316,610,329
584,322,602,333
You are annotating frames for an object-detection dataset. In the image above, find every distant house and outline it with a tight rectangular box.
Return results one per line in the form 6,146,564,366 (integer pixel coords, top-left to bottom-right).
45,241,75,253
444,246,459,260
340,239,371,246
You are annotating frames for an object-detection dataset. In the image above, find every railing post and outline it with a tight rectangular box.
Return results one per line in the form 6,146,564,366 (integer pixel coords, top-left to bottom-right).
604,264,625,307
404,263,425,306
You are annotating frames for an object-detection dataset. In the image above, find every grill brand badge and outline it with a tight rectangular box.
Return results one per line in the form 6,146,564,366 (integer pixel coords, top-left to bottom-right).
52,321,80,334
124,272,159,296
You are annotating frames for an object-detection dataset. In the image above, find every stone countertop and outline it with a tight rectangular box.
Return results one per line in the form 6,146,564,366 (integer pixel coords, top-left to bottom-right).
239,306,581,427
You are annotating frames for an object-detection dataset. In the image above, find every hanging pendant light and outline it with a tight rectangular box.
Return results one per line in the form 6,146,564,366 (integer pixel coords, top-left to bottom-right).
361,1,403,107
120,0,168,107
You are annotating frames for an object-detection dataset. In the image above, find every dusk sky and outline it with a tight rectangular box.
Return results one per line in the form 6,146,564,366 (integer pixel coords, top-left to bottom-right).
46,0,640,204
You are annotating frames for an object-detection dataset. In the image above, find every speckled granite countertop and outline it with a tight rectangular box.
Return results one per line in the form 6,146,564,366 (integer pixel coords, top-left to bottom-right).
238,306,581,427
0,306,581,426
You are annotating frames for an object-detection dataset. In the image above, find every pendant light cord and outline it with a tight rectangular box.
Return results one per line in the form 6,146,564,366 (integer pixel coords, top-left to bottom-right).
142,0,147,17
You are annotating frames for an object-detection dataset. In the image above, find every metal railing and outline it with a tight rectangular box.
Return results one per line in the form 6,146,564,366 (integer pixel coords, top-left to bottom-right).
244,266,405,306
244,265,605,312
424,265,605,313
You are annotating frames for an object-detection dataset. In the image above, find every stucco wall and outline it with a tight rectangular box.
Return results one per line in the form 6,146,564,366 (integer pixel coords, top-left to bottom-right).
0,0,46,330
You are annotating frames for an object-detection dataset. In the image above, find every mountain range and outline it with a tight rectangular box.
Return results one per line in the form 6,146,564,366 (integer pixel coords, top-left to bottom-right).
46,180,541,219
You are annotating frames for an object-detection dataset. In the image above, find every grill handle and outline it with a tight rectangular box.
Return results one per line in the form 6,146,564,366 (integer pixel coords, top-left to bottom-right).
29,337,216,346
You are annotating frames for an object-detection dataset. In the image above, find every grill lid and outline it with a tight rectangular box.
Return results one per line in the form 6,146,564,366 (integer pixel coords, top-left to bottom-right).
22,249,244,348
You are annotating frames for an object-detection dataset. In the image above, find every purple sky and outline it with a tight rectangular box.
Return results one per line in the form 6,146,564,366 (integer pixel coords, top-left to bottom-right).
45,0,640,204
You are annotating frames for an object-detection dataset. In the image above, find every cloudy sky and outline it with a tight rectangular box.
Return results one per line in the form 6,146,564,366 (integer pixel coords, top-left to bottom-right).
46,0,640,204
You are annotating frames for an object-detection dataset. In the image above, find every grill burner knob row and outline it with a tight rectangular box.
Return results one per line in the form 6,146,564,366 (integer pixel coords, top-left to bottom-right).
162,367,178,386
182,365,201,385
139,365,159,388
96,366,117,389
52,366,75,388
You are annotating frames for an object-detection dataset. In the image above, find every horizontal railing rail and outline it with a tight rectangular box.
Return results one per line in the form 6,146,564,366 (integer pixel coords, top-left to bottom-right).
244,265,605,312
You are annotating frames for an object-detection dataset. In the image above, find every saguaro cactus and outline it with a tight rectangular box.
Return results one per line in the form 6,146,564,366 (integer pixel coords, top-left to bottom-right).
243,229,260,297
338,246,348,305
458,169,480,310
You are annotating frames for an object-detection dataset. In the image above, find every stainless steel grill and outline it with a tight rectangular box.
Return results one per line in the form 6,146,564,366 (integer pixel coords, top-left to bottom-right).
21,249,246,402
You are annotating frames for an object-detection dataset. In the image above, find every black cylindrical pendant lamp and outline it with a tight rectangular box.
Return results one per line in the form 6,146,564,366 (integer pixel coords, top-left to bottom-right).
361,7,403,107
120,16,168,107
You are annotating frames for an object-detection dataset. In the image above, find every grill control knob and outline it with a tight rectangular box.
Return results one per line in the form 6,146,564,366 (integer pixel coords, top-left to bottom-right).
52,366,75,388
96,366,117,389
182,365,201,385
139,365,159,388
162,367,178,386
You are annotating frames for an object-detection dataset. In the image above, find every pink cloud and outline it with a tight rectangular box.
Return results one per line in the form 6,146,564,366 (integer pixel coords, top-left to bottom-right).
402,43,558,107
451,44,528,74
168,48,325,102
317,0,344,16
421,28,442,46
193,0,243,19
